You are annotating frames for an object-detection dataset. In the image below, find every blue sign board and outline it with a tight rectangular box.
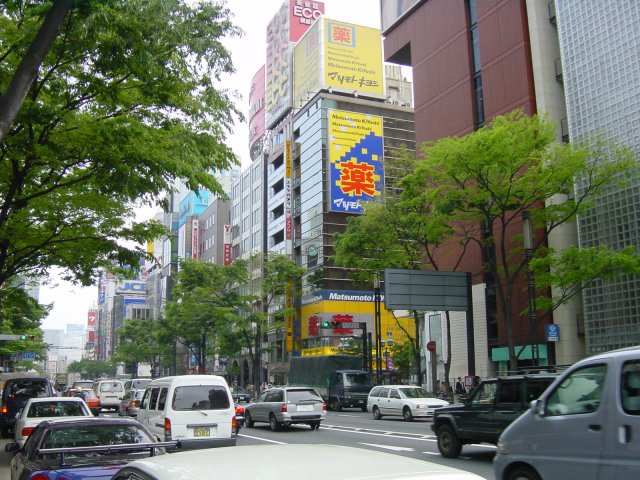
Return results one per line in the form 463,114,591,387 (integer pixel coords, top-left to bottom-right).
546,324,560,342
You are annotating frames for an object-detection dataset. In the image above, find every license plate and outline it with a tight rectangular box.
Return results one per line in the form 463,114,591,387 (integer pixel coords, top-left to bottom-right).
297,405,313,411
194,427,210,437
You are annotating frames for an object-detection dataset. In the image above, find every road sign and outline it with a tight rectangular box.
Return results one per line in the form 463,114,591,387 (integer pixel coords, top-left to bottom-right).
546,324,560,342
0,334,22,341
427,341,436,352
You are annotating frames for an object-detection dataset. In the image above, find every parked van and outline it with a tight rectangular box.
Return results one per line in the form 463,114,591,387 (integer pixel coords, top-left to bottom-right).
494,346,640,480
137,375,237,450
93,379,125,411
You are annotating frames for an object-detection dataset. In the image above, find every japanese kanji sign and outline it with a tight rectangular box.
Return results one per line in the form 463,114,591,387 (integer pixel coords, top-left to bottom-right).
328,109,384,213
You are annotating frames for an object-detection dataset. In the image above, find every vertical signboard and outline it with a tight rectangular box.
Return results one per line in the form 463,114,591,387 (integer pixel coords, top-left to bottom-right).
192,219,199,259
223,225,232,265
324,21,384,96
285,140,293,254
265,1,292,128
249,65,266,157
87,309,96,344
327,110,384,213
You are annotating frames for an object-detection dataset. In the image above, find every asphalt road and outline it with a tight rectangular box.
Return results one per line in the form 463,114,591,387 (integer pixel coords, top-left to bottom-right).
0,408,496,480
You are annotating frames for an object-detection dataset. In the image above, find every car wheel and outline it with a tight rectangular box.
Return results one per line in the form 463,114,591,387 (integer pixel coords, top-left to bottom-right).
437,424,462,458
269,414,282,432
402,407,414,421
506,466,541,480
245,411,254,428
309,421,320,430
372,406,382,420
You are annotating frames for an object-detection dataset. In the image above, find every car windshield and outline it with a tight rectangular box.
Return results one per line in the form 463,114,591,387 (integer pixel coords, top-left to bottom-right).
287,390,322,403
41,424,153,449
172,386,230,411
131,380,150,390
28,401,86,417
344,373,373,387
399,387,431,399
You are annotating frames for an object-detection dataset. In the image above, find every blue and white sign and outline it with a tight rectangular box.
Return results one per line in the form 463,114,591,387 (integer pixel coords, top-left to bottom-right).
546,324,560,342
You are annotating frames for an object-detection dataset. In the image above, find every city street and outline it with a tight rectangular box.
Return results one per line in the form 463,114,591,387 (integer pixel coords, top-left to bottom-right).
0,408,495,480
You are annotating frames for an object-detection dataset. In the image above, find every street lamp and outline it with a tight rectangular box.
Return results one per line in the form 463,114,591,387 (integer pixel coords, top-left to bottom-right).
522,211,539,365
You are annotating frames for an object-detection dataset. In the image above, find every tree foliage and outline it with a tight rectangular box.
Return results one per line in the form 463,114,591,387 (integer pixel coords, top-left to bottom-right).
162,259,251,374
0,287,49,364
0,0,242,294
113,317,162,378
67,358,116,378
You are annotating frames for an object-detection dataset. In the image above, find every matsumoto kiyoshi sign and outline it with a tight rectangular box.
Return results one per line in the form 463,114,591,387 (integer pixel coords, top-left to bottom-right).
302,290,385,305
328,109,384,213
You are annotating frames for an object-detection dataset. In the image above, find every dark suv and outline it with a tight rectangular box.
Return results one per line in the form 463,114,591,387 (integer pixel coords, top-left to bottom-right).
1,377,54,437
431,374,557,458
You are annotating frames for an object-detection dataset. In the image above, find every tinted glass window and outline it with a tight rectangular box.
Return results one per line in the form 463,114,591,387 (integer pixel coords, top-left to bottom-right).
379,387,390,398
621,361,640,415
28,401,87,417
526,379,554,402
286,390,322,403
472,382,497,405
497,382,521,404
148,388,160,410
132,380,151,390
546,364,607,416
7,379,50,398
390,389,401,399
369,386,382,397
157,388,168,410
99,382,124,393
172,386,230,411
344,373,372,387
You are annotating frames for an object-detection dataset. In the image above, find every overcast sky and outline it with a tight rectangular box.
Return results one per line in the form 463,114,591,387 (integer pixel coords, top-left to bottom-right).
40,0,383,331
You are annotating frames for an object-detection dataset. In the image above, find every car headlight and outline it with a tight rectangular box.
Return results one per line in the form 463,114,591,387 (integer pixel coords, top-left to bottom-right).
414,404,427,409
496,438,508,455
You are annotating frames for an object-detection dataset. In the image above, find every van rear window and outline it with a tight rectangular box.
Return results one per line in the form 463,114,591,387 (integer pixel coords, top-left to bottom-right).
99,382,124,393
172,386,230,411
7,379,50,398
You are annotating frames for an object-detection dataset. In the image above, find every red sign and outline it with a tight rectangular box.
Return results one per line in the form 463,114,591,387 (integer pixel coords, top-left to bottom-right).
308,315,319,336
427,341,436,352
332,314,354,334
290,0,324,42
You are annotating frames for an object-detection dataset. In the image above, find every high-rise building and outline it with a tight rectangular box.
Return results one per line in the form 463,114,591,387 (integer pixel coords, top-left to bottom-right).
555,0,640,354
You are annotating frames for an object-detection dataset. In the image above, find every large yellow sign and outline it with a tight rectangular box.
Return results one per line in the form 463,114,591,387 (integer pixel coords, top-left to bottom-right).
323,21,383,96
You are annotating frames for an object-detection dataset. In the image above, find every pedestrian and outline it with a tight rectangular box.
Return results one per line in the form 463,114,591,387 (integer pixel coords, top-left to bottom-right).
455,377,465,395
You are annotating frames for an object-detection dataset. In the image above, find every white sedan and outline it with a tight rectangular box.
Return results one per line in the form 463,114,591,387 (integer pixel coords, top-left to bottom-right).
368,385,450,421
111,444,484,480
14,396,93,446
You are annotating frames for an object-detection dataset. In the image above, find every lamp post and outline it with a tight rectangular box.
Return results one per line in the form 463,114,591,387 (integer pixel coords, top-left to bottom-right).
522,211,539,365
373,275,382,384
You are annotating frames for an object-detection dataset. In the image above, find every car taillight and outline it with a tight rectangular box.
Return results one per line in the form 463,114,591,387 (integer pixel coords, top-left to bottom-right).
232,415,237,431
322,403,327,412
21,427,34,437
281,403,287,412
30,474,49,480
235,405,244,414
130,400,138,407
1,404,7,415
164,418,172,441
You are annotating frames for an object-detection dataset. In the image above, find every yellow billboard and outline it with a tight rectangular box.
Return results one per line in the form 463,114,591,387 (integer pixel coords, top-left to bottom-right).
323,20,383,96
293,20,321,109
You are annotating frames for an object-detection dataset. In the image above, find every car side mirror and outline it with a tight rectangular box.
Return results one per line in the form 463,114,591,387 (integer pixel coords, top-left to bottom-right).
5,442,20,453
531,399,544,415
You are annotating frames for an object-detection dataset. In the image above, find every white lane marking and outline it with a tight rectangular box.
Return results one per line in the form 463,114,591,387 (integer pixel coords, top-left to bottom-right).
361,443,415,452
237,433,286,444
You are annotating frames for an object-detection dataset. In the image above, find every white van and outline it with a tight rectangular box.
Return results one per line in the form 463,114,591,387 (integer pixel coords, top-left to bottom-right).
136,375,237,449
93,379,125,411
494,346,640,480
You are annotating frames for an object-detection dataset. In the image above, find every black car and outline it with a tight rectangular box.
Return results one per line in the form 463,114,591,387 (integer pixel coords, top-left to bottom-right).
1,377,54,438
431,373,558,458
5,417,174,480
231,387,253,403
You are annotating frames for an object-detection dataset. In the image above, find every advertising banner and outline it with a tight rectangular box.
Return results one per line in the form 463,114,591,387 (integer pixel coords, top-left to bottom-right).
249,65,266,151
290,0,324,42
327,109,384,213
324,21,384,96
87,310,96,327
223,225,232,266
293,20,321,110
265,2,292,128
192,219,199,259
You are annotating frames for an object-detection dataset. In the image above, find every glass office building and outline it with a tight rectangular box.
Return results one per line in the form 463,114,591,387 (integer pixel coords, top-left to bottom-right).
556,0,640,352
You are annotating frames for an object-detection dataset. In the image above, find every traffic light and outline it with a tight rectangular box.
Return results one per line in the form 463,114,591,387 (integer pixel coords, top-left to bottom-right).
320,320,337,329
20,334,36,340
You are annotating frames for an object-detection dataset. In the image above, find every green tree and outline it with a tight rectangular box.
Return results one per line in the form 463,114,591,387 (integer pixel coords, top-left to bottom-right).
163,259,251,374
404,110,640,371
0,0,242,294
233,253,305,386
67,358,116,378
113,317,161,378
0,287,49,366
